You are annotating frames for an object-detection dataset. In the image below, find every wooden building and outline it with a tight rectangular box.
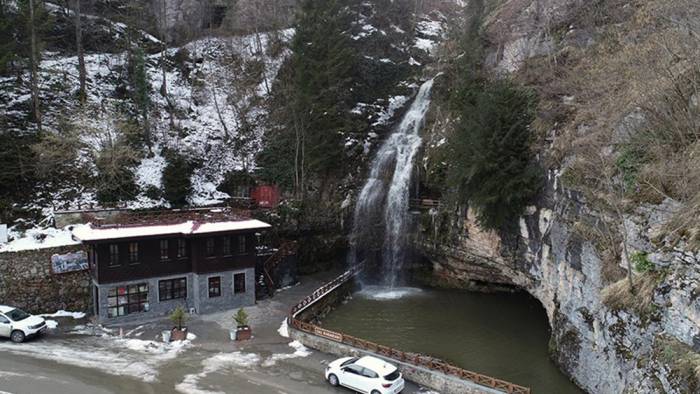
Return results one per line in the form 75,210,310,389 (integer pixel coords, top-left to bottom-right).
72,219,271,322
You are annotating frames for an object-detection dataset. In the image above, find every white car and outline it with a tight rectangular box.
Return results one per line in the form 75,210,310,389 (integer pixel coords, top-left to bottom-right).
325,355,405,394
0,305,47,343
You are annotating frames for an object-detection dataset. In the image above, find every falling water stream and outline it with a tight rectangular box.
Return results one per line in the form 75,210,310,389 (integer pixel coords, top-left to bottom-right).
348,78,435,287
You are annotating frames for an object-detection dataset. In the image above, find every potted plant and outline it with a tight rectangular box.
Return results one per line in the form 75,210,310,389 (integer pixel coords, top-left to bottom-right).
233,308,251,341
169,306,189,341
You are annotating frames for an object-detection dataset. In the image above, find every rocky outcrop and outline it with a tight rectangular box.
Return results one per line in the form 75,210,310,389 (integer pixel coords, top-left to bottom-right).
418,0,700,392
421,173,700,393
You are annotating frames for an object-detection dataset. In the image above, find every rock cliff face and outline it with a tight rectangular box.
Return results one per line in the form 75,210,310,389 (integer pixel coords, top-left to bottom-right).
420,1,700,393
427,176,700,393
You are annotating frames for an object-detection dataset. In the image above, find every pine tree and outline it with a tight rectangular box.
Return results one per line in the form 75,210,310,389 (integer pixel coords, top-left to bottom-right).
263,0,358,197
447,79,543,230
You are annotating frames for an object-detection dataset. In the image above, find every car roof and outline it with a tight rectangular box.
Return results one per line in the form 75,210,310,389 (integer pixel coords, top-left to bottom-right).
355,356,397,375
0,305,14,314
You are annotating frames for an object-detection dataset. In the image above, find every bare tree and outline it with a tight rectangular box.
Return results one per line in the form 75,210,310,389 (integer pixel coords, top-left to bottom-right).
73,0,86,103
28,0,42,132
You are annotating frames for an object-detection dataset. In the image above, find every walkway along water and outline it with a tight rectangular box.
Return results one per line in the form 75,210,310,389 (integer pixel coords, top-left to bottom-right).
348,78,436,287
287,267,531,394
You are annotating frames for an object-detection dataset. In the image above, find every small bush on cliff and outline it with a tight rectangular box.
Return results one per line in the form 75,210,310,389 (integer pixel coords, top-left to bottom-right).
601,271,666,322
631,251,654,273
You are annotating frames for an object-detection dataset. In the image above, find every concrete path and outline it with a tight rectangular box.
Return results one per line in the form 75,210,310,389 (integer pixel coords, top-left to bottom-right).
0,271,430,394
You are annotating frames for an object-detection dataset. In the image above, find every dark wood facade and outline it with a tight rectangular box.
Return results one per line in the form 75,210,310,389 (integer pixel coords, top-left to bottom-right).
87,230,257,284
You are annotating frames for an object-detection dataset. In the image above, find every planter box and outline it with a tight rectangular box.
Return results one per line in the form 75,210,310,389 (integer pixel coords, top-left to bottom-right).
171,327,188,342
236,326,252,341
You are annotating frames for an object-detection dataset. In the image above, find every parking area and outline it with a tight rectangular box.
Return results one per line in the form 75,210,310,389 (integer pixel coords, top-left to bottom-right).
0,272,430,394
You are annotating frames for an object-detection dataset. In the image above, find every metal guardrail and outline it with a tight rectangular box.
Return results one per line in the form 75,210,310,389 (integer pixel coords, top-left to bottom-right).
287,268,531,394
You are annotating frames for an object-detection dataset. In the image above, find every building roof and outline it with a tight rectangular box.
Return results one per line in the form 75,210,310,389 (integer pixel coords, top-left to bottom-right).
355,356,397,376
71,219,271,242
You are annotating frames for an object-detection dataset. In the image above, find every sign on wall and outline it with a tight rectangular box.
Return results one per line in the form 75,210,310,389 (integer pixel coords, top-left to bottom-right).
51,251,88,274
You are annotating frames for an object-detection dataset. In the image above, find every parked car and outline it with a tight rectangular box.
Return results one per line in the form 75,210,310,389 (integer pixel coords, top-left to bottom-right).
325,355,405,394
0,305,47,343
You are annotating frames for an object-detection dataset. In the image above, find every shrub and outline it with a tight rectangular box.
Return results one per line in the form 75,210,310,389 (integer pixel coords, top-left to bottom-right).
142,185,162,200
95,138,139,204
169,306,188,330
233,308,248,327
162,152,193,207
631,251,654,273
601,271,666,321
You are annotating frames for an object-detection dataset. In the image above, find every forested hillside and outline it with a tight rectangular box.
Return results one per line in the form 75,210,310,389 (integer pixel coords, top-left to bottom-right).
0,0,458,235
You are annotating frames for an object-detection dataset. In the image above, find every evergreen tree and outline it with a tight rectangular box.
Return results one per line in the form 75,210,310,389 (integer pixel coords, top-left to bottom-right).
162,152,193,207
131,47,151,147
0,1,16,74
260,0,358,197
447,79,543,230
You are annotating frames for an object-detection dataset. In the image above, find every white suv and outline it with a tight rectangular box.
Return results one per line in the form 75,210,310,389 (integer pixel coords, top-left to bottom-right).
0,305,47,343
325,355,405,394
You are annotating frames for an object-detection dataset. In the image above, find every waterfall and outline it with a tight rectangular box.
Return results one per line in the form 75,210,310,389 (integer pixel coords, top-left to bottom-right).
348,78,435,287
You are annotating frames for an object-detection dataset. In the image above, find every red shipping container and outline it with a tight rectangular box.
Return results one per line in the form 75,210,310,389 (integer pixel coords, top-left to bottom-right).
251,185,280,208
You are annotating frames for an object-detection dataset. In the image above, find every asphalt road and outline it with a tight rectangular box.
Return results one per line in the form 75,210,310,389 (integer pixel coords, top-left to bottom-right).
0,271,427,394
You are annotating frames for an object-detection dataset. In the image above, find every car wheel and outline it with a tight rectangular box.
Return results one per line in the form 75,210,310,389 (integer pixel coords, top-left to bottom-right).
10,330,25,343
328,373,339,386
371,391,381,394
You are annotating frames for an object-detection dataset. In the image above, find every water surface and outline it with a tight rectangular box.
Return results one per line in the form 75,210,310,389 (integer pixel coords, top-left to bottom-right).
321,286,582,394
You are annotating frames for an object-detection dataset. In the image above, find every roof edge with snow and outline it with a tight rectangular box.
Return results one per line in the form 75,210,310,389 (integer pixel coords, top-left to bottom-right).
72,219,272,242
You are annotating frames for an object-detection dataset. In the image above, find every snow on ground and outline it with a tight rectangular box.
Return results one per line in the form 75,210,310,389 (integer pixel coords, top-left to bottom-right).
136,152,167,189
0,329,195,383
45,320,58,329
176,352,261,394
261,341,312,367
277,319,289,338
0,225,88,252
1,22,293,223
40,310,87,319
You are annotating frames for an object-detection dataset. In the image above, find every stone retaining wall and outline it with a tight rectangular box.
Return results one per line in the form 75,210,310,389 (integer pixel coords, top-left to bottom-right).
0,246,92,314
287,272,508,394
289,328,501,394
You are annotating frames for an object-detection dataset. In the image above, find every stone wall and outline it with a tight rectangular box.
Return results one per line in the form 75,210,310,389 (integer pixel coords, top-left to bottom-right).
0,246,92,314
290,328,502,394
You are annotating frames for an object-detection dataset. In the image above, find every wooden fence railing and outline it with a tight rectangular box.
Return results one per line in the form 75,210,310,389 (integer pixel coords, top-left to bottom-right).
288,267,531,394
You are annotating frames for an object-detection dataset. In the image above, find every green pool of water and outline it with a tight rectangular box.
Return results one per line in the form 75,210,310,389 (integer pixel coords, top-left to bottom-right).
320,286,582,394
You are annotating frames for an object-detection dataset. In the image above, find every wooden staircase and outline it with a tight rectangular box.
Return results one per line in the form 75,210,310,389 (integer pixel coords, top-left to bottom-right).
258,241,298,297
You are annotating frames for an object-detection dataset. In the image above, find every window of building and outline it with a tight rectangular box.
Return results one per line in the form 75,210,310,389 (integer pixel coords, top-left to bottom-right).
237,235,247,254
233,272,246,294
160,240,169,261
107,283,148,318
205,238,215,257
177,239,187,258
222,236,231,256
129,242,139,264
159,277,187,301
109,244,119,266
208,276,221,298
